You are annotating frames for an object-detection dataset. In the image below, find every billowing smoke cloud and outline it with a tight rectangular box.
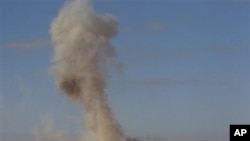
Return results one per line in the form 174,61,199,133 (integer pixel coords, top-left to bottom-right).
50,0,125,141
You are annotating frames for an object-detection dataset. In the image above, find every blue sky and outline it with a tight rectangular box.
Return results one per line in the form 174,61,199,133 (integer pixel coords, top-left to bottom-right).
1,0,250,141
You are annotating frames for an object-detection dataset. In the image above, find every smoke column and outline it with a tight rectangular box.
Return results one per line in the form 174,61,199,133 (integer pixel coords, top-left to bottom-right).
50,0,125,141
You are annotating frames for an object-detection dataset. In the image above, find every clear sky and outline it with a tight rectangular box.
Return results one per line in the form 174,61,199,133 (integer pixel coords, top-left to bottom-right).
1,0,250,141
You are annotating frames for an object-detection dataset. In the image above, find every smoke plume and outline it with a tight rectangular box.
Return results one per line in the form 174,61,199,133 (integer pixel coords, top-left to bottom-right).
50,0,125,141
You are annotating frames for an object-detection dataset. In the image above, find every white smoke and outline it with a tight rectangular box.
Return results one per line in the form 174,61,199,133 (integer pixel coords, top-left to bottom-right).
50,0,125,141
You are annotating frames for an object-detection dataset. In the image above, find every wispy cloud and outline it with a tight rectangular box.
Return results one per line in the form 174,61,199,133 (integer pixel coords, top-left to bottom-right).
175,48,192,59
128,78,224,86
113,61,124,72
98,0,114,2
0,133,36,141
1,40,51,49
144,21,166,31
119,26,133,33
210,45,242,53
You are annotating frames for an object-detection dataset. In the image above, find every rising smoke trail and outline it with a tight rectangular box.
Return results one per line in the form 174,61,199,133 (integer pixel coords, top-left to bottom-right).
50,0,125,141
